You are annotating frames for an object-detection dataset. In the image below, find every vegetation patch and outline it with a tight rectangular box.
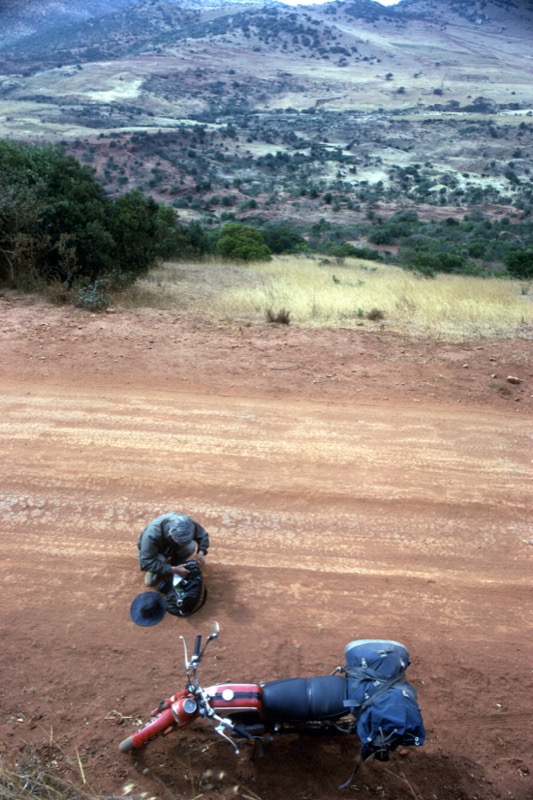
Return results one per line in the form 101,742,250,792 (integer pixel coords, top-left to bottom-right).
266,307,291,325
127,256,533,342
0,749,104,800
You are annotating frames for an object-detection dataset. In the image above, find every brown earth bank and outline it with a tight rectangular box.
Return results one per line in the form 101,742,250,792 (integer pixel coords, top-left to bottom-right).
0,296,532,800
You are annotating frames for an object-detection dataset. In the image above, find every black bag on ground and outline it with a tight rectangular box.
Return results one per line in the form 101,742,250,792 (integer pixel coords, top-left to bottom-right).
164,561,207,617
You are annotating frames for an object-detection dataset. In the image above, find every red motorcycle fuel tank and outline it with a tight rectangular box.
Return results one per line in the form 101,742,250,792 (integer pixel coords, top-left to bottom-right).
205,683,264,719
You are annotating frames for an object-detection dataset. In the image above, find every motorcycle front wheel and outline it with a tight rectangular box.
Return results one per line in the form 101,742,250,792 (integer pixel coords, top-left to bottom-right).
119,707,176,751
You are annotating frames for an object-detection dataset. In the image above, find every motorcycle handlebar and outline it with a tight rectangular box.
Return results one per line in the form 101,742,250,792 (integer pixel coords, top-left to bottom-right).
193,634,202,659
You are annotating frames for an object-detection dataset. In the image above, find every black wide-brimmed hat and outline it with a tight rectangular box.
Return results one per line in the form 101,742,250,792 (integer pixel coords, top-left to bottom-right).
130,591,166,627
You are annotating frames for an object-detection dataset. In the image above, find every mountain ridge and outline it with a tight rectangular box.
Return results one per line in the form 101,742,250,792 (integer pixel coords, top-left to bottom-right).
4,0,532,54
0,0,531,226
0,0,269,50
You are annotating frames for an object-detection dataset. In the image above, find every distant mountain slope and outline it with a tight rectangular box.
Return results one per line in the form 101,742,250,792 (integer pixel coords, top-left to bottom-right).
1,2,203,57
0,0,372,65
0,0,133,48
0,0,531,226
3,0,533,58
328,0,533,28
0,0,265,50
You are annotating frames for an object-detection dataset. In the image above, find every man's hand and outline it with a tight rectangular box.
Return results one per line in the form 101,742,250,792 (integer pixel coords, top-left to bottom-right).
171,565,190,578
193,551,206,566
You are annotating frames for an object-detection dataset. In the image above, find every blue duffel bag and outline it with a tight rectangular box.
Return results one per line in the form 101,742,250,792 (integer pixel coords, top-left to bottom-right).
343,639,425,761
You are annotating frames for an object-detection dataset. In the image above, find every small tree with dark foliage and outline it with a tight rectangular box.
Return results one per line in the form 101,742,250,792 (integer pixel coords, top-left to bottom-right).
505,249,533,279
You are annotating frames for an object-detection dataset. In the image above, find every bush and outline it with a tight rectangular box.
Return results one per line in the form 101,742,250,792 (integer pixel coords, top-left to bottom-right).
260,221,307,254
108,190,160,280
75,278,110,311
266,307,291,324
330,243,382,261
505,249,533,279
217,223,272,261
0,139,168,293
400,243,478,277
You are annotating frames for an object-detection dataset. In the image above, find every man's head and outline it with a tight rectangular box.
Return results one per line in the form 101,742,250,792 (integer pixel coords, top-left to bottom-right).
166,516,195,547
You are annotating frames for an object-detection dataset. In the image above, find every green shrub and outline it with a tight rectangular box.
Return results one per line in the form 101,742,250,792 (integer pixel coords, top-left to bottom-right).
260,221,307,254
217,223,272,261
0,140,169,293
505,249,533,279
330,243,382,261
75,278,110,311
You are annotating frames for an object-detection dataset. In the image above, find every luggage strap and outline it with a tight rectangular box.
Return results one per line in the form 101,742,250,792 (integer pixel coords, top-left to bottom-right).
342,668,407,716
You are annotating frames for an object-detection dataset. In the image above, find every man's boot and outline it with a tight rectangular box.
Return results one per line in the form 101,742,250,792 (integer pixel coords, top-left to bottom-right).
144,571,159,587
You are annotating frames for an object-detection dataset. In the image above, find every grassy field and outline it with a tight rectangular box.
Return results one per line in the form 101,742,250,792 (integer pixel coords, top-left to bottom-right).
123,256,533,342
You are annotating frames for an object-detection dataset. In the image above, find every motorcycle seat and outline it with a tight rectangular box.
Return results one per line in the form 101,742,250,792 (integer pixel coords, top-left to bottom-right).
262,675,348,723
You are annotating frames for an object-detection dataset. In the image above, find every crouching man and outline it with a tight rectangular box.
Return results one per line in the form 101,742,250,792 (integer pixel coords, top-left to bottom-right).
138,512,210,587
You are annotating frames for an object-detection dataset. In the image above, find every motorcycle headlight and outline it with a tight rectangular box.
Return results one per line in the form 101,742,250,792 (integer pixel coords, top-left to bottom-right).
183,698,198,714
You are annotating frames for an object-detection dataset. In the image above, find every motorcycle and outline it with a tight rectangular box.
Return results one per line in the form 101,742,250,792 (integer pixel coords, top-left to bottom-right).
119,622,425,782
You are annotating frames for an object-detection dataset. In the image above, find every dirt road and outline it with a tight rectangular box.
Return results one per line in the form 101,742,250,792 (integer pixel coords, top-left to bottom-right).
0,296,531,800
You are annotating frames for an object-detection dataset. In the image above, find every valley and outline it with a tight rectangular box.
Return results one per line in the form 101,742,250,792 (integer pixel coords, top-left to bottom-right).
0,0,532,224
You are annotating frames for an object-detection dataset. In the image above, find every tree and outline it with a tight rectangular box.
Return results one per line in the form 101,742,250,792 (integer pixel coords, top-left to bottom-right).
0,139,170,294
505,249,533,279
0,141,50,286
0,179,47,288
217,224,272,261
109,190,160,280
153,203,181,259
260,221,307,254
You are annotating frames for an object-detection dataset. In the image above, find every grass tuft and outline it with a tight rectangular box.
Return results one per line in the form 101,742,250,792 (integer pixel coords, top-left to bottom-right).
266,307,291,325
0,749,126,800
1,756,81,799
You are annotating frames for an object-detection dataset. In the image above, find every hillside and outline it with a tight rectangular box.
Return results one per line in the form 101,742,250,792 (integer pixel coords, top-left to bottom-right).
0,0,532,225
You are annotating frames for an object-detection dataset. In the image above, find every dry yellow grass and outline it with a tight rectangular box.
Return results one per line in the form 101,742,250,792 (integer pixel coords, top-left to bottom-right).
122,255,532,342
